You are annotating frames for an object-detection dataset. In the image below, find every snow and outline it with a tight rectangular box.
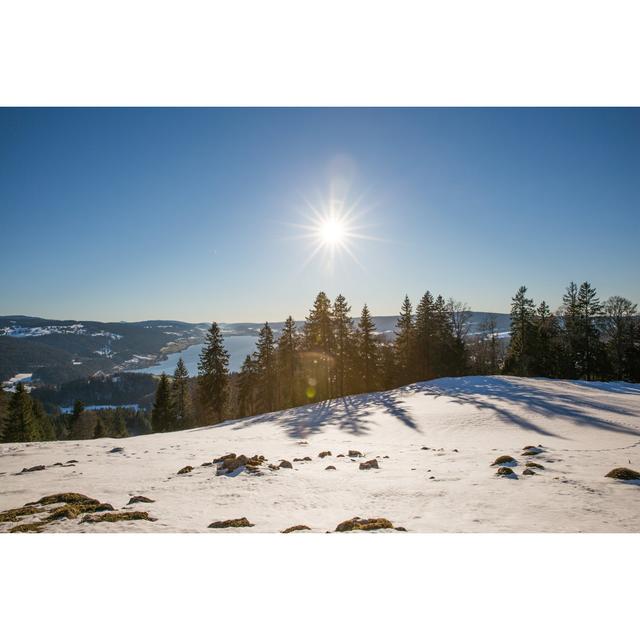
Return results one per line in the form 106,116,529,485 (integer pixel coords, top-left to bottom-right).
1,375,639,533
0,324,122,340
2,372,33,392
59,404,141,414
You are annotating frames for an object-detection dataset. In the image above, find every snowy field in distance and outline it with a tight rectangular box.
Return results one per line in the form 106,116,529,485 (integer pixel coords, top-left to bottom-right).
1,375,639,533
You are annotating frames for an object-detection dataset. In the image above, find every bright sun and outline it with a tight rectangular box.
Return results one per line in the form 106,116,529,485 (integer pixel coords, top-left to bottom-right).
319,217,346,246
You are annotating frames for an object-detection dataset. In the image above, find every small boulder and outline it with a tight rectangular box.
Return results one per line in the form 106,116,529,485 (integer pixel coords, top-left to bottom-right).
127,495,155,505
335,517,394,532
325,465,336,470
492,455,517,467
318,451,332,458
525,462,545,470
21,465,46,473
605,467,640,481
421,446,430,450
108,447,124,454
359,459,379,470
496,466,517,478
66,459,79,464
395,526,408,532
208,517,254,529
279,460,293,469
522,468,537,476
348,450,363,458
336,454,345,458
177,465,194,475
281,524,311,533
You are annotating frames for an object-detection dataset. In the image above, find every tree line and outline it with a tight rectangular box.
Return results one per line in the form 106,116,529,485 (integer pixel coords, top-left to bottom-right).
2,283,638,442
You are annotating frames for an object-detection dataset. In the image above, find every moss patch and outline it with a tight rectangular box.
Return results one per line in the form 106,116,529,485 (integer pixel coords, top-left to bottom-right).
177,466,194,475
522,468,537,476
46,502,113,521
335,517,394,532
82,511,156,524
348,450,363,458
0,505,45,523
359,459,379,470
325,465,336,470
605,467,640,481
281,525,311,533
318,451,332,458
9,522,45,533
20,465,46,473
128,496,154,505
496,466,517,477
492,455,517,466
526,462,545,470
208,517,254,529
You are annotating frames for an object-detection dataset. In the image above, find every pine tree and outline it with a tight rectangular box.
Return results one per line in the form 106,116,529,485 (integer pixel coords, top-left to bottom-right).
561,281,581,378
355,304,378,392
3,383,41,443
94,417,106,438
151,373,175,432
304,292,334,400
171,357,193,429
238,354,258,417
255,322,277,412
532,301,560,377
332,294,355,397
276,316,298,408
112,410,129,438
413,291,435,380
197,322,230,423
603,296,638,381
504,286,536,376
394,295,414,385
576,281,604,380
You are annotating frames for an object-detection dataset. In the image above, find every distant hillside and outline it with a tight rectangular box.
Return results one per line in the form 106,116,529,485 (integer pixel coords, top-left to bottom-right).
0,312,511,386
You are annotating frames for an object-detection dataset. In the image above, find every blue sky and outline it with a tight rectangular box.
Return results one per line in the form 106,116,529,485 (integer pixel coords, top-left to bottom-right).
1,108,638,323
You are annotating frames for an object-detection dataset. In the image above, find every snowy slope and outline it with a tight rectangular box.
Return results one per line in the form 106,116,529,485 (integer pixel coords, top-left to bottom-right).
1,375,639,533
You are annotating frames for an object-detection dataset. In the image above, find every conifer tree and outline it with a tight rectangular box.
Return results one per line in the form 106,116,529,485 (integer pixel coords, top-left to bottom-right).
238,354,258,417
603,296,638,381
394,295,415,385
561,281,581,377
255,322,277,412
355,304,378,392
332,294,355,397
94,417,106,438
276,316,298,408
576,281,604,380
152,372,175,432
414,291,435,380
171,357,193,430
197,322,230,423
532,301,560,376
112,410,129,438
504,286,536,376
3,383,41,443
304,292,334,400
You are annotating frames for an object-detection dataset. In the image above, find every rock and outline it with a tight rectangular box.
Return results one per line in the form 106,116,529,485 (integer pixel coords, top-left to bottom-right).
66,459,79,464
522,449,542,456
27,493,97,506
522,469,537,476
348,450,363,458
605,467,640,481
127,496,155,505
421,446,430,450
496,466,517,478
281,524,311,533
337,454,345,458
453,449,459,453
82,511,156,524
279,460,293,469
297,441,308,445
325,465,336,470
268,464,280,470
177,465,194,475
383,455,389,459
201,462,213,467
429,476,435,479
302,456,312,461
108,447,124,454
21,465,46,473
525,462,545,470
0,505,45,523
318,451,332,458
359,459,379,470
216,453,266,475
208,517,254,529
492,455,517,466
395,526,408,532
335,517,394,532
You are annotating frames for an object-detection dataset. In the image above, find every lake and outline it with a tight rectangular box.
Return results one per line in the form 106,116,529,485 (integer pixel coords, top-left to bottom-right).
131,334,257,376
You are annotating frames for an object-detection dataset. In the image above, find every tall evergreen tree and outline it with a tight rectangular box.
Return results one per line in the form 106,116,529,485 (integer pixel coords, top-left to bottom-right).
171,357,193,430
532,301,560,377
561,281,581,377
504,286,536,376
237,354,258,417
276,316,299,408
576,281,604,380
197,322,230,423
394,295,415,385
414,291,435,380
332,294,355,397
304,292,334,400
355,304,378,392
151,373,175,432
94,417,106,438
3,383,41,443
255,322,277,412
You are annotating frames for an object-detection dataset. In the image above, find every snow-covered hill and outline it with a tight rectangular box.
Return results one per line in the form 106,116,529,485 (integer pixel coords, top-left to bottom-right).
2,375,639,533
